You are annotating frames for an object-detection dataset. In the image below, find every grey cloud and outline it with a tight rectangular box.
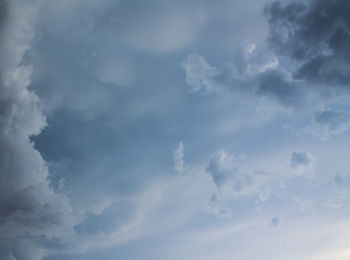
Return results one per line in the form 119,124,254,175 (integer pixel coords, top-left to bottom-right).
271,216,279,226
334,174,349,189
314,110,350,130
206,150,240,188
265,0,350,88
257,70,304,108
206,194,232,219
210,193,218,202
182,51,305,110
0,1,73,259
325,173,350,208
205,203,232,219
182,53,222,93
290,152,311,168
300,110,350,140
183,2,350,141
289,152,314,176
206,150,267,196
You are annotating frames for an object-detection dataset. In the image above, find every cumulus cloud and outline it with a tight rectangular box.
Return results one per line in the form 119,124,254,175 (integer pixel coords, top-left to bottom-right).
173,141,184,173
0,1,74,259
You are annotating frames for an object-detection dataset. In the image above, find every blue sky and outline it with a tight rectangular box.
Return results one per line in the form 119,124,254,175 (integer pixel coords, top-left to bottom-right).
1,0,350,259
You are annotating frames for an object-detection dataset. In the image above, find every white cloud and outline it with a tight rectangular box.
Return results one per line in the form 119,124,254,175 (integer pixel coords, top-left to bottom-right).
182,53,221,93
173,141,184,173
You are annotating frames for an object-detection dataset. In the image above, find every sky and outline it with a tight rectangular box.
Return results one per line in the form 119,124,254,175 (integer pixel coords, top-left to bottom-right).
1,0,350,259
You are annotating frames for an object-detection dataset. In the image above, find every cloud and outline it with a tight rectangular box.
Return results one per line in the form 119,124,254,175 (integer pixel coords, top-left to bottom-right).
204,193,232,218
205,204,232,219
182,47,307,113
182,0,350,141
334,174,350,189
270,216,279,226
4,0,350,259
324,173,350,209
289,152,314,176
256,70,304,109
265,0,350,89
0,1,74,259
182,53,221,93
206,150,271,197
182,42,280,94
296,110,350,140
173,141,184,173
206,150,240,188
290,152,311,168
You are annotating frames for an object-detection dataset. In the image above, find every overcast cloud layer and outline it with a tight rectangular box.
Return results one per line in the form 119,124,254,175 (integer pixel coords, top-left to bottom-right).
1,0,350,259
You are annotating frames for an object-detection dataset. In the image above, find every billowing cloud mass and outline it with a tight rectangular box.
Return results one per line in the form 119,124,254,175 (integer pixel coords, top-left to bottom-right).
2,0,350,259
265,0,350,88
0,1,72,259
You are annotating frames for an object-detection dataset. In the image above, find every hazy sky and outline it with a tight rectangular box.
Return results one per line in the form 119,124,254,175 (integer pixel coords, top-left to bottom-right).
1,0,350,259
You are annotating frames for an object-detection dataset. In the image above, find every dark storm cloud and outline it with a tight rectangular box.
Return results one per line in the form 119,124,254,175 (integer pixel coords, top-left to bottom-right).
257,70,304,108
265,0,350,87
